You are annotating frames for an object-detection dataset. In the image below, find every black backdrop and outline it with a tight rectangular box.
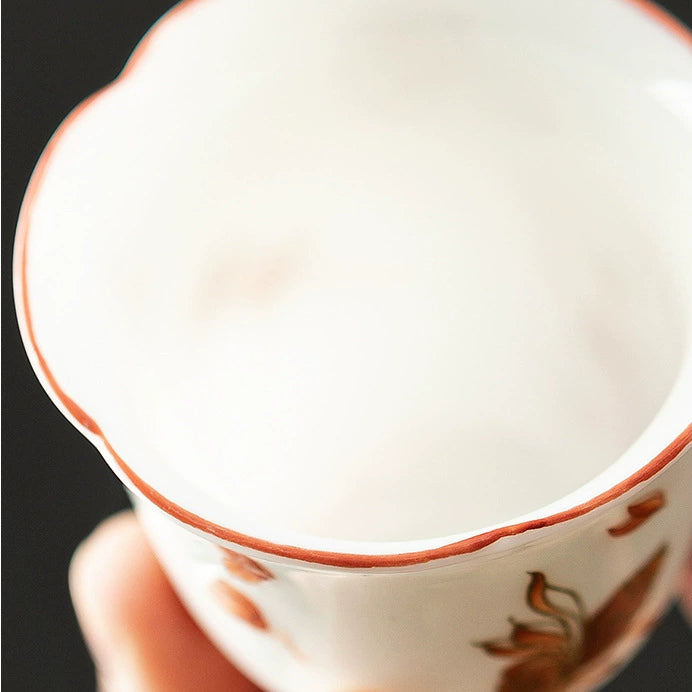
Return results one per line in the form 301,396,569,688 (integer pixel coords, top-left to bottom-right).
2,1,692,690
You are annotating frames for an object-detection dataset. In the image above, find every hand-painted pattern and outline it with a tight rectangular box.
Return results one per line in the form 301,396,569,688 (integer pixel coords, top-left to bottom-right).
212,579,268,630
479,545,667,692
607,491,665,537
221,547,274,582
212,551,305,658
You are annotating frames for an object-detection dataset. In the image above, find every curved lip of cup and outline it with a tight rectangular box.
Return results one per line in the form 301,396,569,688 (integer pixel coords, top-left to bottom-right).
13,0,692,568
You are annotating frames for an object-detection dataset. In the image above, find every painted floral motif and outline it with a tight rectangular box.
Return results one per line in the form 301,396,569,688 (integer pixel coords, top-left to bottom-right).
479,545,667,692
212,578,307,659
221,547,274,582
212,579,268,630
607,491,665,537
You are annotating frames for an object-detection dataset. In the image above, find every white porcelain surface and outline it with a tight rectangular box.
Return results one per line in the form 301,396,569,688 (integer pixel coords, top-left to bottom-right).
135,451,692,691
14,1,692,690
15,0,692,549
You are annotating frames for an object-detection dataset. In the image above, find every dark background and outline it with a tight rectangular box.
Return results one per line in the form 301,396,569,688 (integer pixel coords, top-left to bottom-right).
2,1,692,690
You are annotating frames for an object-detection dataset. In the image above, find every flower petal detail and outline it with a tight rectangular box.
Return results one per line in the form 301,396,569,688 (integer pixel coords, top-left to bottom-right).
477,641,531,657
498,653,567,692
526,573,574,619
608,491,665,537
212,579,269,630
511,623,567,650
481,544,668,690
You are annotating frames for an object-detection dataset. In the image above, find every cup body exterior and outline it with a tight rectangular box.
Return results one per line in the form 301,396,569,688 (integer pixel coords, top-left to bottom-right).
12,0,692,690
133,445,692,692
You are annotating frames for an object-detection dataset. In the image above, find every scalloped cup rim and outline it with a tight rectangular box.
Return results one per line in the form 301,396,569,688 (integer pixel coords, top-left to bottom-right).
13,0,692,568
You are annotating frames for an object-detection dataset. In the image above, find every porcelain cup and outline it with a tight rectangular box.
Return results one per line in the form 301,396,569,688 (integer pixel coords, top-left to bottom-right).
14,1,692,690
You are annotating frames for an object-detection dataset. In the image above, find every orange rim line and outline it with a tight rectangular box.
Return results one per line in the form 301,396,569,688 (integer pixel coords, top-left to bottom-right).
14,0,692,567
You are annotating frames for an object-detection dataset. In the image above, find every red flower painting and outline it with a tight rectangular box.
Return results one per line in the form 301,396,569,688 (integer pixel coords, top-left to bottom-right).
478,545,667,692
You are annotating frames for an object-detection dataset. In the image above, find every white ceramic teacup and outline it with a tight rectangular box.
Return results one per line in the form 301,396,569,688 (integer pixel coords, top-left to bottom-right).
14,1,692,690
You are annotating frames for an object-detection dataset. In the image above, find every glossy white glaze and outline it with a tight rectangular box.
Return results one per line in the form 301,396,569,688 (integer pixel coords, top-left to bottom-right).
14,1,692,688
135,445,692,691
17,0,692,548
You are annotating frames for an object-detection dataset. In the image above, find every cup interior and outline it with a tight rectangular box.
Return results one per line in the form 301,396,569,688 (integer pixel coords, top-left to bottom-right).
17,0,692,550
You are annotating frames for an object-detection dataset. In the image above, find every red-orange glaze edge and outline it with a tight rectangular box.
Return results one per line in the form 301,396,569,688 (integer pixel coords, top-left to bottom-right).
13,0,692,568
627,0,692,46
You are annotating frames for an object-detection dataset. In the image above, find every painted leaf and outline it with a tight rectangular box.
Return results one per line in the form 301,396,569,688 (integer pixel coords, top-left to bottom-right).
511,622,567,650
581,545,667,663
212,579,268,630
